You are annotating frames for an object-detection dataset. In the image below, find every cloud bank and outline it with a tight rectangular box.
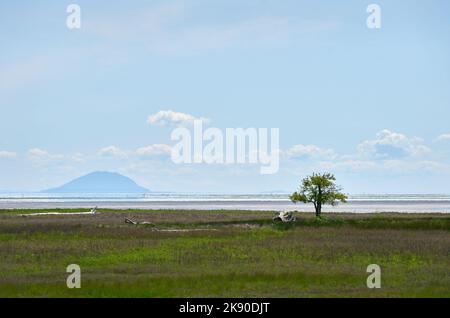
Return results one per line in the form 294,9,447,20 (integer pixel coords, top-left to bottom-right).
147,110,210,127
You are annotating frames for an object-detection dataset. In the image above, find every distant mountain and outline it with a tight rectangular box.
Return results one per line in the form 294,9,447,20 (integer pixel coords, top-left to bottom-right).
44,171,149,193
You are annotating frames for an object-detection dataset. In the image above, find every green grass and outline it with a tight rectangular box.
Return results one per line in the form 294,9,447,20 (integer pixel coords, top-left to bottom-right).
0,209,449,297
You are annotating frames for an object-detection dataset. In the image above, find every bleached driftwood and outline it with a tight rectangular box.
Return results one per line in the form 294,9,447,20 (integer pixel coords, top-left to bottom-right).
156,229,218,232
273,211,296,223
124,218,155,226
20,207,98,217
124,218,218,232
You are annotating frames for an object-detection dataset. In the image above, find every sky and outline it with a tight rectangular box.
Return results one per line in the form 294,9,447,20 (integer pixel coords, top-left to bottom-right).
1,0,450,193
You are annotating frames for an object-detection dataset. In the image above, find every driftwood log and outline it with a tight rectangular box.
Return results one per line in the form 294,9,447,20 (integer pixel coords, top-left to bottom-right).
125,218,155,226
20,206,98,217
273,211,296,223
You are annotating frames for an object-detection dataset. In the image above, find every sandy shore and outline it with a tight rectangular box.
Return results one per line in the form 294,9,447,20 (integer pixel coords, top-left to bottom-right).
1,200,450,213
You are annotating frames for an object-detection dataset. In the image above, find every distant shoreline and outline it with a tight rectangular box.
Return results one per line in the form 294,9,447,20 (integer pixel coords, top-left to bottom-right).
1,199,449,213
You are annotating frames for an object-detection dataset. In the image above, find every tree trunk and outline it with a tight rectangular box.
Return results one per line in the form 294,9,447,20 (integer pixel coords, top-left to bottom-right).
315,203,322,217
316,185,322,217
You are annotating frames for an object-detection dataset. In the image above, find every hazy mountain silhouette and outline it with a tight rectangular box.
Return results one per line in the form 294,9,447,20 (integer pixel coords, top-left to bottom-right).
44,171,149,193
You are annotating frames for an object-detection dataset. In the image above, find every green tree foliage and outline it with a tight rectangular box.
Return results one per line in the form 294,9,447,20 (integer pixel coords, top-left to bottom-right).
290,173,347,217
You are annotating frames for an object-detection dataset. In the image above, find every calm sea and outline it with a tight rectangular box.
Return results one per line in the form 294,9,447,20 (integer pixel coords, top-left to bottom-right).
1,193,449,213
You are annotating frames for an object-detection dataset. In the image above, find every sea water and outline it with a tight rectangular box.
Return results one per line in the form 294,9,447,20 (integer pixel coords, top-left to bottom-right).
0,193,449,213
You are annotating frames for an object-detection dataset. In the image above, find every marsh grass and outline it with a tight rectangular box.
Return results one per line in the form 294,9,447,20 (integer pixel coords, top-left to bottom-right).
0,209,449,297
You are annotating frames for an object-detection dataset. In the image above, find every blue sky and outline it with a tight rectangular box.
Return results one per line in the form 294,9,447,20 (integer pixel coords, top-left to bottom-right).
1,0,450,193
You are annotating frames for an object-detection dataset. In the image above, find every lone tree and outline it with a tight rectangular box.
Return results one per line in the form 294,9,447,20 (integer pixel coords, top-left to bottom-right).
290,173,347,217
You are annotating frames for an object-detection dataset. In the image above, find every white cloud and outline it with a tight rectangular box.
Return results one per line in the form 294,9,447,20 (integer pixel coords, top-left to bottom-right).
436,133,450,142
0,151,17,158
97,146,128,158
97,144,173,160
29,148,47,157
318,160,378,172
147,110,209,127
358,129,430,159
382,160,450,174
286,144,336,160
71,152,85,163
87,2,338,56
315,159,450,175
28,148,84,163
135,144,172,158
28,148,63,160
283,130,449,175
161,16,295,53
27,148,83,168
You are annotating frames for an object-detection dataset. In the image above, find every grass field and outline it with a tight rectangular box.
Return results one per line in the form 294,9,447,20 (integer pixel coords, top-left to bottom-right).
0,209,449,297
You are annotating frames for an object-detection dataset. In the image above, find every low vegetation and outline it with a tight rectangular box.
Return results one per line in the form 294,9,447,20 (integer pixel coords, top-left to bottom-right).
0,209,448,297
